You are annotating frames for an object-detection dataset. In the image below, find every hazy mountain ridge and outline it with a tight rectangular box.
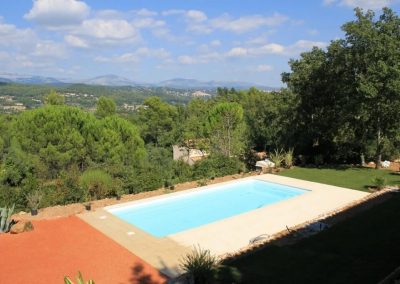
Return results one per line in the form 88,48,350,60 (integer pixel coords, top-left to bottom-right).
0,72,278,90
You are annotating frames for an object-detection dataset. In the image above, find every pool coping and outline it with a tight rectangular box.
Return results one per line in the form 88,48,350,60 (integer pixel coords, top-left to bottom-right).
78,174,369,278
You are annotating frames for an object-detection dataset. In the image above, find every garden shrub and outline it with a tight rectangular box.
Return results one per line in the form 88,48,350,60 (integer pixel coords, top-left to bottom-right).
193,154,245,179
80,169,113,200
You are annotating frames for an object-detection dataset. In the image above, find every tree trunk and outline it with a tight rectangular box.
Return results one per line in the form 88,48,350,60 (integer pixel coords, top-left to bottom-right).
375,125,382,169
360,153,366,167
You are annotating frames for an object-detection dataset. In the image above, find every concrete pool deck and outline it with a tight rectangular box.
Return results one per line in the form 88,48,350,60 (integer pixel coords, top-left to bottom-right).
79,174,369,278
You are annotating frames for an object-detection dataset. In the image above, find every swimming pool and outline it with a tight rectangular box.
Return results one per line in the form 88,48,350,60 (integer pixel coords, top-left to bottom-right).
107,179,306,237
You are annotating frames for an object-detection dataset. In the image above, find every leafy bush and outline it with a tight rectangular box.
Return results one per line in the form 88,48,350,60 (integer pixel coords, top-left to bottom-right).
193,155,244,179
371,177,387,190
80,170,113,201
125,168,164,193
314,154,324,166
216,265,242,283
197,178,209,187
0,185,25,211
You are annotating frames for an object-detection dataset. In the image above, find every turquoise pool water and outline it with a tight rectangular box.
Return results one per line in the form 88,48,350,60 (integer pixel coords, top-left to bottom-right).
108,179,306,237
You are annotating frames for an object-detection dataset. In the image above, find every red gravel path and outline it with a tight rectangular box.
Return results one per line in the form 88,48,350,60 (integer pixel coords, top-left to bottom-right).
0,216,167,284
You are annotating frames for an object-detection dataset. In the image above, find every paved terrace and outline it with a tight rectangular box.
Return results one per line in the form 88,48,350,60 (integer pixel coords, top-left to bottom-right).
0,216,167,284
79,174,369,278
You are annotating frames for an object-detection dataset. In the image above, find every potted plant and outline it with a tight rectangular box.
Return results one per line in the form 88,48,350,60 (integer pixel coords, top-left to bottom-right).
26,191,43,216
83,191,92,211
115,188,124,200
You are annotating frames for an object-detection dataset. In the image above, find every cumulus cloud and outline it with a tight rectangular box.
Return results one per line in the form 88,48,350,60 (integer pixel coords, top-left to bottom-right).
178,55,197,64
25,0,90,27
186,10,208,22
132,18,165,29
256,64,273,72
0,22,37,49
324,0,395,9
133,8,158,17
226,47,248,57
95,47,170,63
81,19,136,39
210,40,221,47
211,13,289,33
64,34,89,48
32,40,67,58
173,11,289,34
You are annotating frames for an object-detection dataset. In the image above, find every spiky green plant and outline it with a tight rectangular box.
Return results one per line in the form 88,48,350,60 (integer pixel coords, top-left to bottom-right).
284,148,294,168
372,177,387,190
64,271,94,284
180,246,219,284
0,204,15,233
269,148,285,169
26,190,43,211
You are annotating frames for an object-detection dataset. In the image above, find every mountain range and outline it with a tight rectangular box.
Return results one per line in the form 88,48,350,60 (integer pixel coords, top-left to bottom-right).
0,72,278,90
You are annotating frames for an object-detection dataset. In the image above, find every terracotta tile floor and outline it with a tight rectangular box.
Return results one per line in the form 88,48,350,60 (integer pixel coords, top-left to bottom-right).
0,216,167,284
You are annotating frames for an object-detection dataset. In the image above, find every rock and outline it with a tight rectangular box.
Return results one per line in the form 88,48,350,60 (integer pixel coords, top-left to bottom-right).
10,220,34,234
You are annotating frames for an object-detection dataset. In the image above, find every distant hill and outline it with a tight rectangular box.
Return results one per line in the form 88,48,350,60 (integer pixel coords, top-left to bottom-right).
0,72,62,85
82,75,141,87
158,78,276,90
0,72,278,90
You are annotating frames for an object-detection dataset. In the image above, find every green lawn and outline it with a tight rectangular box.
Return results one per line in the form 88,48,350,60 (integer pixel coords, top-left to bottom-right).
229,193,400,284
277,166,400,191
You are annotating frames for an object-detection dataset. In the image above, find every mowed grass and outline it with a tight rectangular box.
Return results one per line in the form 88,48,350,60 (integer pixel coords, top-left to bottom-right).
277,166,400,191
230,193,400,284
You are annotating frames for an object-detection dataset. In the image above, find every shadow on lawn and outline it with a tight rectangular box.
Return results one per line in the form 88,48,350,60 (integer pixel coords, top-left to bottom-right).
300,164,353,171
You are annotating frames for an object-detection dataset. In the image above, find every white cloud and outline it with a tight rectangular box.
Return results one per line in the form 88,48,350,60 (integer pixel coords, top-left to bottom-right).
210,40,221,47
161,9,185,16
32,40,67,58
133,8,158,17
226,47,248,57
323,0,337,5
341,0,394,8
78,19,138,40
250,43,285,55
64,34,89,48
324,0,394,9
132,18,165,29
0,22,37,49
211,13,288,33
186,10,208,22
95,48,170,63
178,55,197,64
256,64,273,72
25,0,90,27
286,40,326,54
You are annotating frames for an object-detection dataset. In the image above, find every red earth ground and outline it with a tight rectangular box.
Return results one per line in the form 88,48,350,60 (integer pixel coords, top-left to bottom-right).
0,216,167,284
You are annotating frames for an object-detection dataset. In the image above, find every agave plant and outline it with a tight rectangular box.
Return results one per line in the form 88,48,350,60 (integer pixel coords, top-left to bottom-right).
64,271,94,284
26,190,43,215
284,148,294,168
180,246,219,284
371,177,387,190
180,246,242,284
0,204,15,233
269,148,285,169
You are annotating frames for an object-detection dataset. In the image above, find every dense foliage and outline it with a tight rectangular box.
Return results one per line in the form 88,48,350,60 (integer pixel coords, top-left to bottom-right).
0,8,399,210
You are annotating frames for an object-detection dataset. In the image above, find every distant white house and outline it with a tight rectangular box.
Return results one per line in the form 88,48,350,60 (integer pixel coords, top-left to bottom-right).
173,145,208,165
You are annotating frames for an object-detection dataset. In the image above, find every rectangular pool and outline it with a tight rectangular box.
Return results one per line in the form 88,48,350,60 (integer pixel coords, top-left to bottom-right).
107,179,306,237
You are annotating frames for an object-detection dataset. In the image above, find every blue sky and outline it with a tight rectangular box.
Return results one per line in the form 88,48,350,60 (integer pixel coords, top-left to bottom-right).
0,0,399,86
